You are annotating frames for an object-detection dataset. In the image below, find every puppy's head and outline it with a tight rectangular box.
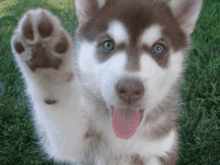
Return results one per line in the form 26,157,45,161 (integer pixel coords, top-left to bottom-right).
75,0,203,139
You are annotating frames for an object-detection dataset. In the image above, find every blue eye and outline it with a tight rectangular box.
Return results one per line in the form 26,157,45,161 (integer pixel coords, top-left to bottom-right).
153,44,164,54
103,41,114,52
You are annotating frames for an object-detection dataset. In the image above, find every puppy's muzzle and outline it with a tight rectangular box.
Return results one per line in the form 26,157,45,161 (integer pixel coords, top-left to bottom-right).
116,78,144,105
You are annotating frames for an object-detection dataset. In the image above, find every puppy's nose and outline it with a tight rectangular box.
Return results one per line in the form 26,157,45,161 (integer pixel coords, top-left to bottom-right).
116,79,144,104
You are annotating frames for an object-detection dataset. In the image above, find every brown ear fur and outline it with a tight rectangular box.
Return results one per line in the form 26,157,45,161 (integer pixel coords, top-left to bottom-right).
169,0,203,35
74,0,106,25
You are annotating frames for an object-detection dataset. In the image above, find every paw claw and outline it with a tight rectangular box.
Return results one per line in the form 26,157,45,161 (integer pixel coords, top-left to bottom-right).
38,11,53,38
22,13,34,40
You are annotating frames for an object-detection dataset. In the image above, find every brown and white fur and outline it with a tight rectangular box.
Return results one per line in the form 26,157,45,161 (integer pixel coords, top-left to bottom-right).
11,0,203,164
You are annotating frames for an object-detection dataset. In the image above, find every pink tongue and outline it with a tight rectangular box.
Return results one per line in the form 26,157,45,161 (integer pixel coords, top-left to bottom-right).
112,107,141,139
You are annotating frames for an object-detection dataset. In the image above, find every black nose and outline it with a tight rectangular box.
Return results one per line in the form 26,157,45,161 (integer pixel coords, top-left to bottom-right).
116,79,144,104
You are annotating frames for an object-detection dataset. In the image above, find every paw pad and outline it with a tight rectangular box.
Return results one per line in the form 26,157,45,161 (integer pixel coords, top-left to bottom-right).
55,32,68,54
26,44,61,71
22,14,34,40
44,99,57,105
13,41,25,54
38,12,53,38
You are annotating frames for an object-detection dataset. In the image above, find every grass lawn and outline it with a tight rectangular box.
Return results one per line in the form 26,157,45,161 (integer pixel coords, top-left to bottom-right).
0,0,219,164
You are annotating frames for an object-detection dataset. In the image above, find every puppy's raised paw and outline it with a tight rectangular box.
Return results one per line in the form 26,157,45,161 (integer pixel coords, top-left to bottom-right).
11,8,72,72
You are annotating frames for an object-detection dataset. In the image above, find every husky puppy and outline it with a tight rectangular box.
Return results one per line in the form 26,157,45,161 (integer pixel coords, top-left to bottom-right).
11,0,203,164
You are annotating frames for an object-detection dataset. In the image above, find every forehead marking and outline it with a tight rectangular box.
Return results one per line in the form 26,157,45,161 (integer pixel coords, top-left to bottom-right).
98,0,105,8
140,25,162,47
107,20,129,44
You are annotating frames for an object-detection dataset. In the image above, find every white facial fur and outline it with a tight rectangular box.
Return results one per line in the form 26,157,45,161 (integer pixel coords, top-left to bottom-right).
77,20,185,111
107,20,129,44
140,25,162,47
97,0,106,8
140,51,184,110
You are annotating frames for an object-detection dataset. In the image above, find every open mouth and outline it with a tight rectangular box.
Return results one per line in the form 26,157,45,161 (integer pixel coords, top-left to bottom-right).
111,106,144,139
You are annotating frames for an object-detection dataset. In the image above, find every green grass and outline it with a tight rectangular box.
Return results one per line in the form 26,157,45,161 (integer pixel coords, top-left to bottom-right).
0,0,219,164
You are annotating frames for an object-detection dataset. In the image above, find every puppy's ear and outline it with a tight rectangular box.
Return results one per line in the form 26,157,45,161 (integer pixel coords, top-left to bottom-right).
169,0,203,35
74,0,106,25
